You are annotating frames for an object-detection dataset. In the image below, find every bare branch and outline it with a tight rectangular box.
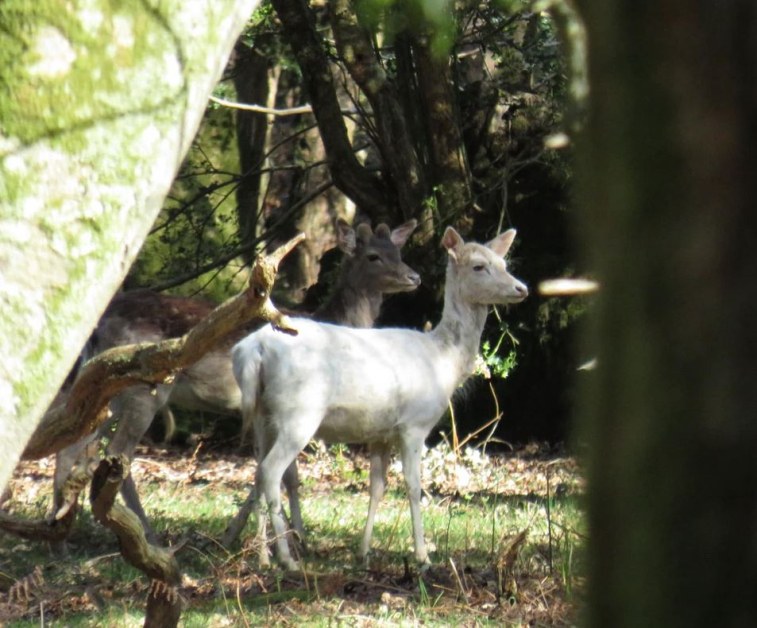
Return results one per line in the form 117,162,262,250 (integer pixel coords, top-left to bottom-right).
210,94,359,117
329,0,426,220
210,94,314,116
21,233,306,461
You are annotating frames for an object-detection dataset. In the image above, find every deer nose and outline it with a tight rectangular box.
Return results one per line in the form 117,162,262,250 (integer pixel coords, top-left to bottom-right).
408,271,421,286
516,283,528,298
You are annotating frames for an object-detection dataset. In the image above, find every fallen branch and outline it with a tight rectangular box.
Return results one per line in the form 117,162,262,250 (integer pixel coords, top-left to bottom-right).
0,236,304,625
0,500,77,543
21,233,305,461
90,455,182,627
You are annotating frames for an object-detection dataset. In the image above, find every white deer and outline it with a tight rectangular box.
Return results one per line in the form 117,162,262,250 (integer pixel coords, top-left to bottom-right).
54,220,419,542
231,227,527,570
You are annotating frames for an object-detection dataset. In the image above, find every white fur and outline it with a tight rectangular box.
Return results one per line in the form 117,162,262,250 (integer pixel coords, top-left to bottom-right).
231,227,527,569
54,220,419,542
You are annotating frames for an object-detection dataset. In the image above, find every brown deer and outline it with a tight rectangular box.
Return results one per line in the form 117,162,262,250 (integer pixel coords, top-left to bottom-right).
54,219,419,541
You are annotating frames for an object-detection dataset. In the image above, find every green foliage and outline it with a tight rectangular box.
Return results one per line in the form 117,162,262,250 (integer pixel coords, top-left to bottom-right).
355,0,457,57
241,0,277,47
535,291,589,346
127,106,244,301
481,318,520,379
481,339,518,380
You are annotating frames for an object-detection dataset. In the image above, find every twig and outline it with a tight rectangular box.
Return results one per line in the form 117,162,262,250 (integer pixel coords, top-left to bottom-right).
209,95,314,116
546,465,553,574
448,557,469,602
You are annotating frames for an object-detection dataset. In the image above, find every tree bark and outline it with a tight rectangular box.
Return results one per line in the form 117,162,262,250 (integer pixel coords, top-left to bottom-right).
90,455,183,627
234,42,272,261
1,237,301,626
329,0,426,222
271,0,392,217
412,40,473,232
576,2,757,626
0,0,263,494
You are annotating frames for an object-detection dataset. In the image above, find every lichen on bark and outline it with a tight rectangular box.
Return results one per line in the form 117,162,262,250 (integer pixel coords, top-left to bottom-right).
0,0,262,494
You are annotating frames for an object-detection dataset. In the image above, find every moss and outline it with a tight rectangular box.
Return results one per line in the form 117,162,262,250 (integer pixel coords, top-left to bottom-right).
0,0,182,146
2,0,255,445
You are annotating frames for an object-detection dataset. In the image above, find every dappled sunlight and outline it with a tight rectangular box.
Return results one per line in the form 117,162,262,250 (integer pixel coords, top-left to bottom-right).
2,442,584,625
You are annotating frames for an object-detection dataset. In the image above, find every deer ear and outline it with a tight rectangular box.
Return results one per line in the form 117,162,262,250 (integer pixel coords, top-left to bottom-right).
441,226,464,261
487,229,516,258
336,219,357,255
390,219,417,248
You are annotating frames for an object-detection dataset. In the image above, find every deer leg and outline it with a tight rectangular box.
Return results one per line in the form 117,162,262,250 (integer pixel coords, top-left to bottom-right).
400,436,430,566
106,387,169,543
257,428,315,571
283,460,304,540
221,417,267,559
223,448,304,560
358,443,391,563
253,459,270,568
118,475,156,542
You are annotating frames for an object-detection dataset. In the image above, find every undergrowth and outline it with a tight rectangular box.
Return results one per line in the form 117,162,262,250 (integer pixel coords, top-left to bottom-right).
0,441,585,626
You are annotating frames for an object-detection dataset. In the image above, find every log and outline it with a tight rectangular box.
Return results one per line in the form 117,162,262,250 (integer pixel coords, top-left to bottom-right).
21,234,304,461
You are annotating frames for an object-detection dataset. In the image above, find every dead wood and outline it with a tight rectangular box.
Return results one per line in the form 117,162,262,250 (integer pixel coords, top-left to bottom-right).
90,455,182,627
0,233,303,558
0,499,77,542
90,456,182,583
1,236,303,625
21,233,305,461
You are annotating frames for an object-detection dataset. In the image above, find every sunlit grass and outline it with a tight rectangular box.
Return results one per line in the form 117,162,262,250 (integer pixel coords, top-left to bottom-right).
1,444,585,625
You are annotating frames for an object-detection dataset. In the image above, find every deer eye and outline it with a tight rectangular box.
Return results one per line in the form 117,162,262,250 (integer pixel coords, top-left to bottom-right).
473,264,485,272
367,254,381,262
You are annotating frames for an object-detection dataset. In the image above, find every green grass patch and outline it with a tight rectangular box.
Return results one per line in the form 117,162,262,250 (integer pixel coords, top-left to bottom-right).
1,443,585,625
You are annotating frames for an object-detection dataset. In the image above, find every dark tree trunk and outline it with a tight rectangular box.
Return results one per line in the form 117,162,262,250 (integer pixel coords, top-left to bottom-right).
258,68,348,300
330,0,427,223
577,3,757,626
412,40,472,233
271,0,392,218
233,43,271,261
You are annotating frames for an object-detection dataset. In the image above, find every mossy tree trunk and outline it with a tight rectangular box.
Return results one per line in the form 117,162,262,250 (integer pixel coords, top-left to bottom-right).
576,2,757,626
0,0,262,494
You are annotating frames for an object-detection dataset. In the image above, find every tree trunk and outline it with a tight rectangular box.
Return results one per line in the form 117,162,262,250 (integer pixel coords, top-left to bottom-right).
412,40,472,232
234,42,272,261
271,0,391,217
0,0,262,493
577,2,757,626
329,0,427,223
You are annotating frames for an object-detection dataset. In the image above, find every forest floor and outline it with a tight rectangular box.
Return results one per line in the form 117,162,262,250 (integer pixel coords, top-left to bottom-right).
1,439,585,626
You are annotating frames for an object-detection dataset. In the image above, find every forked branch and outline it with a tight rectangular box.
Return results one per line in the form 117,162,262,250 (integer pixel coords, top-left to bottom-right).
21,233,305,461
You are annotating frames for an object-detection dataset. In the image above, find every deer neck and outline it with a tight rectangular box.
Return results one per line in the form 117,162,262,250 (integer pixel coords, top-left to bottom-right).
432,283,490,382
316,282,383,328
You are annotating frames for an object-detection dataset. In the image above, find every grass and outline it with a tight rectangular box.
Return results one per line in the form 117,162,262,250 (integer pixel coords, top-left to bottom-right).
1,441,585,626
